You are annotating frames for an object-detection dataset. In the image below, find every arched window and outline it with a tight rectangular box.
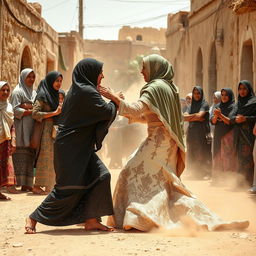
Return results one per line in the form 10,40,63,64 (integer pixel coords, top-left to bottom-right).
20,46,33,71
241,39,253,87
196,48,203,88
46,58,55,75
136,35,142,41
208,43,217,100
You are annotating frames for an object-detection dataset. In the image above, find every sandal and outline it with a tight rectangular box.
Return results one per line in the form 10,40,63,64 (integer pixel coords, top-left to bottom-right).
6,186,19,194
0,193,11,200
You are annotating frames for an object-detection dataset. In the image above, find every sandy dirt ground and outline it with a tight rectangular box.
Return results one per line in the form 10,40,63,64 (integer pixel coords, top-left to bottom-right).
1,169,256,256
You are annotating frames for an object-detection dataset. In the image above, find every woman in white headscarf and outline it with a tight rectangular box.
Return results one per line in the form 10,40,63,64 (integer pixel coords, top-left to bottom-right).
0,81,16,200
10,69,37,192
209,91,221,116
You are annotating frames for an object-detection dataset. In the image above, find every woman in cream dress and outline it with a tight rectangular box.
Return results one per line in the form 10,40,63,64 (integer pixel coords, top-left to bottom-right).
99,54,249,232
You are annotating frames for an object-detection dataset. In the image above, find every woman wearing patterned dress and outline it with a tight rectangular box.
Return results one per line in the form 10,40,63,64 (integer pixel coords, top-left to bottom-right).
99,54,249,232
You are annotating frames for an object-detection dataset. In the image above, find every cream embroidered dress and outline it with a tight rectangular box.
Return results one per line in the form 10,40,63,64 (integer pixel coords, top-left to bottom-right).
107,54,249,231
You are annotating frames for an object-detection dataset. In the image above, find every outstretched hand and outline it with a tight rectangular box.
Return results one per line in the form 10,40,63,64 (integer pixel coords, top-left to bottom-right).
117,91,125,100
98,85,115,100
98,85,123,107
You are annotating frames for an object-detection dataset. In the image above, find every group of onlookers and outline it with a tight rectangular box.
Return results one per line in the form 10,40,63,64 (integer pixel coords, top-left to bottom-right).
181,80,256,193
1,67,256,202
0,68,65,200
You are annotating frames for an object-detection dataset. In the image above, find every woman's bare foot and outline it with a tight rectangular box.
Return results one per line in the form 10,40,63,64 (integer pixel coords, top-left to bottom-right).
32,186,48,195
0,192,11,200
84,218,115,232
25,217,37,234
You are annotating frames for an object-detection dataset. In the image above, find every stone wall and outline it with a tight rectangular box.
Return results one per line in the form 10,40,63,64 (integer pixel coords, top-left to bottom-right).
191,0,215,12
58,31,85,91
84,39,165,92
118,26,166,45
166,0,256,102
0,0,58,88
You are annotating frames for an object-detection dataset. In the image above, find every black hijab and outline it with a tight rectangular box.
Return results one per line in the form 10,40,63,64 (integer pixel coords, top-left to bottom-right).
237,80,256,116
35,71,62,111
72,58,103,88
188,86,209,114
218,88,235,116
58,58,116,151
187,86,210,136
230,80,256,148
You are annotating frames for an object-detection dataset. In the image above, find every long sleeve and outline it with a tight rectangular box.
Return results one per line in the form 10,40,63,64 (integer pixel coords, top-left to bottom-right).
10,91,25,119
119,99,148,123
229,105,238,124
245,116,256,123
32,100,45,122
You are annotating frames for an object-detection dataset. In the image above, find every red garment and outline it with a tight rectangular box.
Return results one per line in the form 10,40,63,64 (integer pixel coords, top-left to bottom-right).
0,140,16,187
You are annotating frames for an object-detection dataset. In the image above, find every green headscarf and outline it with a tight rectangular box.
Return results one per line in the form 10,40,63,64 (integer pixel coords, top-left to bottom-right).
140,54,185,152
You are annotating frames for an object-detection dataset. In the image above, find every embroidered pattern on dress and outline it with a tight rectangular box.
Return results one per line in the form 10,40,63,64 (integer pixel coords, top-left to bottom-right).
151,127,165,159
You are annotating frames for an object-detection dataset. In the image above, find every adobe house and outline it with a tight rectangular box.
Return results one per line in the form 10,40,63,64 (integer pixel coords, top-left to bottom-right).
0,0,59,88
166,0,256,100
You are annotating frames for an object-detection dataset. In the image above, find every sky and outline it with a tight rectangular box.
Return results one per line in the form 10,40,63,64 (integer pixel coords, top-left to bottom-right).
29,0,190,40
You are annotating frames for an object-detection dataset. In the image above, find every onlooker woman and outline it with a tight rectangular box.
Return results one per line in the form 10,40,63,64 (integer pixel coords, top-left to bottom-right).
249,123,256,193
52,89,66,140
183,93,192,135
32,71,63,194
185,93,192,107
210,88,237,184
209,91,221,117
58,89,65,104
209,91,221,142
230,80,256,186
99,54,248,231
10,69,36,192
0,81,16,200
184,86,212,179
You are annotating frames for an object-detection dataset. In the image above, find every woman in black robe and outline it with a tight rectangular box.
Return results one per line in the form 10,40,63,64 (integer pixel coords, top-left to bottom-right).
25,58,117,233
210,88,237,184
230,80,256,186
184,86,212,179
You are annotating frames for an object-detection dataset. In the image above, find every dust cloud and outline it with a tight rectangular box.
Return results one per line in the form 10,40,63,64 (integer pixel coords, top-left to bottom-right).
98,79,147,171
